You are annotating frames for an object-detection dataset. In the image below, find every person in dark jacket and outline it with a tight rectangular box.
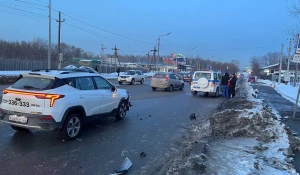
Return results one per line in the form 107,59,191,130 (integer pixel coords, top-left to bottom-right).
229,73,237,98
221,73,230,98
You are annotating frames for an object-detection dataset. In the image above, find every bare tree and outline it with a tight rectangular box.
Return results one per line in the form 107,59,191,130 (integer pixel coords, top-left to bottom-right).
250,56,260,76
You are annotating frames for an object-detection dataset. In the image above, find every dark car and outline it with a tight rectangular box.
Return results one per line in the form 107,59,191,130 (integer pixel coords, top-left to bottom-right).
248,76,255,82
178,72,193,82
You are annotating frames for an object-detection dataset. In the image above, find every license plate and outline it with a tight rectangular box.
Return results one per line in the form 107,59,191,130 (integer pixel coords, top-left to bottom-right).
9,115,28,124
3,99,30,107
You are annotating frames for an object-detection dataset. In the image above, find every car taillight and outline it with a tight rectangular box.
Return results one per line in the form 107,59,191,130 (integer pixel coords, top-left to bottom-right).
165,75,169,81
3,89,64,107
35,94,65,107
211,82,215,86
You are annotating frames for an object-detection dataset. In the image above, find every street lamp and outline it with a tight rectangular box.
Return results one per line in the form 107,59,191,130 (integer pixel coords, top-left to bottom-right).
186,47,196,65
157,32,171,70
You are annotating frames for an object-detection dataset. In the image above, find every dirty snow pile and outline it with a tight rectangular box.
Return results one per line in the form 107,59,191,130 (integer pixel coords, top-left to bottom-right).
164,77,299,175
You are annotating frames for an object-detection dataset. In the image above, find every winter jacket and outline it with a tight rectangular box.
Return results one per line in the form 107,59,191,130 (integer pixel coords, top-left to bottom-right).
221,74,230,85
230,76,237,86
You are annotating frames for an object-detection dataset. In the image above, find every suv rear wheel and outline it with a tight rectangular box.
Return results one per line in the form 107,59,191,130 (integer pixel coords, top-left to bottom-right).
140,78,144,84
10,125,30,132
118,81,123,85
130,79,135,85
61,114,82,140
115,101,127,120
168,85,173,92
214,88,220,98
179,84,184,91
152,87,156,91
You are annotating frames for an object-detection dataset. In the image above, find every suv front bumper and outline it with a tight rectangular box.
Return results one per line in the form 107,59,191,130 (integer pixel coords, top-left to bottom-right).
0,109,61,130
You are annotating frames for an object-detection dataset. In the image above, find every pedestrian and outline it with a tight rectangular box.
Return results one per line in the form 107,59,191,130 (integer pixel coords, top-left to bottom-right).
221,72,230,98
229,73,237,98
117,67,120,77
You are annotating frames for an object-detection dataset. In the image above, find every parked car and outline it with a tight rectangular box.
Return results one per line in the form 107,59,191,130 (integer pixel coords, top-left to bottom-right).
0,70,131,140
118,70,145,85
248,76,255,82
150,72,184,92
178,72,193,83
190,70,221,97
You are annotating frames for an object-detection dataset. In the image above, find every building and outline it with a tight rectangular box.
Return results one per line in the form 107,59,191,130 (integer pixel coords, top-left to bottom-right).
259,62,300,82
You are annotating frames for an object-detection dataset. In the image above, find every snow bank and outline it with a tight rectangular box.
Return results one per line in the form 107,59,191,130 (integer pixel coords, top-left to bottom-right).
164,77,299,175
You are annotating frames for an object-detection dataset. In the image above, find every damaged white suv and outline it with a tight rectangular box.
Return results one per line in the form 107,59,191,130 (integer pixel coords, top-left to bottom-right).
0,70,131,140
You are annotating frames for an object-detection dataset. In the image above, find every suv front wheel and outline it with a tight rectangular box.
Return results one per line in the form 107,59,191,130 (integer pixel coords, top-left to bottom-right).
115,101,127,120
61,114,82,140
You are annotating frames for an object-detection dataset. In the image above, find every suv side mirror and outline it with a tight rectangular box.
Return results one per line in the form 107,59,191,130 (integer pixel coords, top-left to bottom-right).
111,86,116,92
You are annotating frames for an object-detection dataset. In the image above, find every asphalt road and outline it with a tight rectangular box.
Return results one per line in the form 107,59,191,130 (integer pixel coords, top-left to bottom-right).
0,78,223,175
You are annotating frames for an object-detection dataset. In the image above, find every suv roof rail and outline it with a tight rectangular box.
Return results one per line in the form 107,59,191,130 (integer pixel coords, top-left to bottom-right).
59,69,95,74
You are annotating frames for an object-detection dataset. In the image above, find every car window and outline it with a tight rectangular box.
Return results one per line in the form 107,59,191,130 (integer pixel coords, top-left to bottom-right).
11,76,55,90
154,73,166,78
93,76,111,89
169,74,176,79
218,74,222,80
77,77,95,90
63,77,81,90
175,75,181,80
124,70,135,75
214,73,218,80
136,71,141,75
194,72,211,79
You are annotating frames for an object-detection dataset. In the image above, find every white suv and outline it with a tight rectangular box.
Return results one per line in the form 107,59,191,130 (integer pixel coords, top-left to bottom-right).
0,70,131,140
190,70,222,97
118,70,146,85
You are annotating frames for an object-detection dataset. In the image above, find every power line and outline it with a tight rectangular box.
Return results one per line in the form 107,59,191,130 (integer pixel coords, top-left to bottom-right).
0,4,47,17
62,13,156,45
63,22,152,49
199,45,281,52
14,0,47,8
0,8,47,18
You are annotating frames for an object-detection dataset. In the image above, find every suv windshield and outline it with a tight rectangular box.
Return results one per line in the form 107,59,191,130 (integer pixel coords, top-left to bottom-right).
194,72,211,80
124,71,135,75
11,76,55,90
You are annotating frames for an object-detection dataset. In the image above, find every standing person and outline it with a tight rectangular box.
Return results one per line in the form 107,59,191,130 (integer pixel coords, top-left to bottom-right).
117,67,121,77
221,72,230,98
229,73,237,98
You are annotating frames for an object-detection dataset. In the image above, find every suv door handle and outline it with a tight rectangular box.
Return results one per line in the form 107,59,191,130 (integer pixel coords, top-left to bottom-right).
79,96,84,99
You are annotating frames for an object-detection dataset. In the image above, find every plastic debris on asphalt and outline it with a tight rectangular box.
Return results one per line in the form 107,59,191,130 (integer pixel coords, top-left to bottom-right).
110,157,132,175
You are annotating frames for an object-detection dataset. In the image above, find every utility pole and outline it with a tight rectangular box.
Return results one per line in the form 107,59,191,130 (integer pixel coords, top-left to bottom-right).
150,46,157,71
48,0,52,69
112,45,119,71
101,44,105,63
294,35,300,87
278,43,284,84
56,11,65,69
287,39,293,72
146,52,150,67
157,37,160,67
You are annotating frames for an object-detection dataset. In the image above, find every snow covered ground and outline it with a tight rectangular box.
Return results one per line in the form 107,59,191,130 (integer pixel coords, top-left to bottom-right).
258,79,300,106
